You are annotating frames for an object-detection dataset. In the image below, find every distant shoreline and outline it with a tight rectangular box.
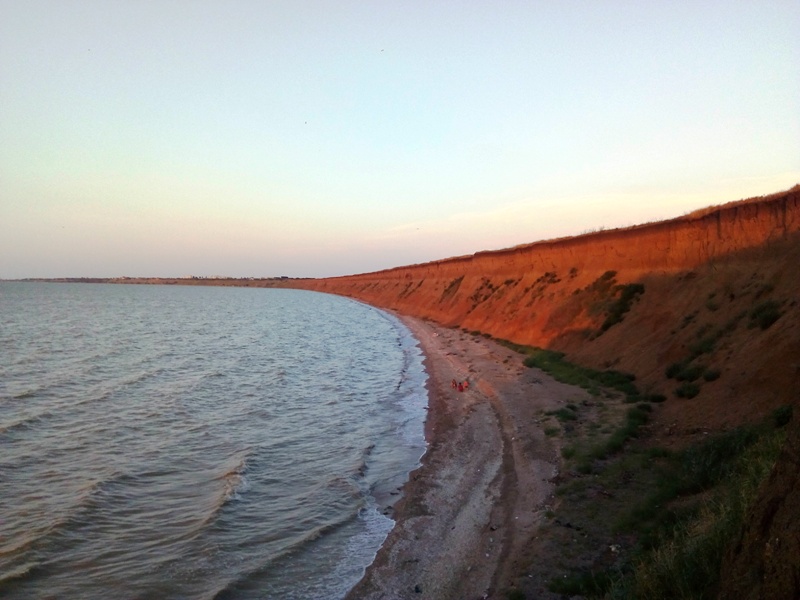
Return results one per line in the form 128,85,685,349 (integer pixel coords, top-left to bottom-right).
4,277,308,286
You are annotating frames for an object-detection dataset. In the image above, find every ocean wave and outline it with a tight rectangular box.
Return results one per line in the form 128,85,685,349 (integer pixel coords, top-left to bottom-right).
11,388,39,400
185,451,254,533
206,509,361,600
0,470,127,576
0,410,55,438
217,453,250,503
0,559,41,587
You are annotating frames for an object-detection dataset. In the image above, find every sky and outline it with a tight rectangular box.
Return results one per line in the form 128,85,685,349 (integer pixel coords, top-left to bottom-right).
1,1,798,279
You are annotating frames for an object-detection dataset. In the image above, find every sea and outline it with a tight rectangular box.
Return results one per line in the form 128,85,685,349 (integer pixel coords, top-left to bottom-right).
0,282,428,599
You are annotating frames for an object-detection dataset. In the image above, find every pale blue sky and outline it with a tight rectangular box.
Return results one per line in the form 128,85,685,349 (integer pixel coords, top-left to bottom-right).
1,1,798,278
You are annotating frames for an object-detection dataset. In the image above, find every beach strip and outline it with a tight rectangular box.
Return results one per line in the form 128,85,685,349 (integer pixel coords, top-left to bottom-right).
347,316,584,599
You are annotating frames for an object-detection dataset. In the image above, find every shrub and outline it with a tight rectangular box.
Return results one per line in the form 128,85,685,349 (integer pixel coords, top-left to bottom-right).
665,362,684,379
600,283,645,332
689,335,718,358
749,300,782,330
552,408,578,422
772,404,793,428
675,382,700,399
703,368,721,382
675,364,705,382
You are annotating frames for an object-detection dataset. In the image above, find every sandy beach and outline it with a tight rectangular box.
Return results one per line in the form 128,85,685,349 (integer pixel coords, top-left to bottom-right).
347,316,592,600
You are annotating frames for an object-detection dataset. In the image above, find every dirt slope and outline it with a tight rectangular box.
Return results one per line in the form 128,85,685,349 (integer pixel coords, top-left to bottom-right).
296,187,800,436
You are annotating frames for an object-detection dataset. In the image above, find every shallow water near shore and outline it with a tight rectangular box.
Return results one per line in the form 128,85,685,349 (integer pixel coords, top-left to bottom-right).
0,282,427,599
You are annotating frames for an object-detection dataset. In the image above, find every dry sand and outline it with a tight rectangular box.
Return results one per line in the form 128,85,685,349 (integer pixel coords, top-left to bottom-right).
346,316,593,600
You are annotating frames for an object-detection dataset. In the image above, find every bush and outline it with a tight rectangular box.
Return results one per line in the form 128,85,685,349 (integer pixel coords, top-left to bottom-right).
600,283,646,331
665,362,684,379
552,408,578,422
703,368,721,382
773,404,793,428
749,300,782,330
689,335,718,358
675,382,700,399
675,364,705,382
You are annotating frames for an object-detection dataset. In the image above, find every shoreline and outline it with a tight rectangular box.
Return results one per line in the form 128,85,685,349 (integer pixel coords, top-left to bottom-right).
347,316,591,599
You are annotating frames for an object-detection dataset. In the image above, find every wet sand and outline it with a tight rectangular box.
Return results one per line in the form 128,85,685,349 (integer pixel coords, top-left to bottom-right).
347,316,592,600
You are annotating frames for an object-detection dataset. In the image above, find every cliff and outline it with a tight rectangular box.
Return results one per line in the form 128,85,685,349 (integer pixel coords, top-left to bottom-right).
296,186,800,431
301,187,797,342
294,186,800,598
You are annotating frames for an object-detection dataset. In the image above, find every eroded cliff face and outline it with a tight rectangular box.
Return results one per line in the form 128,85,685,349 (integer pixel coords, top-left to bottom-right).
292,188,800,438
299,188,798,350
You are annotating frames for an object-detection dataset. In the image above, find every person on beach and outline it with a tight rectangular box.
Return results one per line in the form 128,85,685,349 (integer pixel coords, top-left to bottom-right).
458,382,464,392
463,380,469,390
451,379,458,389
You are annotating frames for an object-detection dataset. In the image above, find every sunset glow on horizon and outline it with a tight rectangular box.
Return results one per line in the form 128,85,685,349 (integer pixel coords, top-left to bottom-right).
2,1,798,279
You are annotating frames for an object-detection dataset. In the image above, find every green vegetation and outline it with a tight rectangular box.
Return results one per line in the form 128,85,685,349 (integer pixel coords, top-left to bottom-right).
675,381,700,399
468,277,499,307
549,407,578,422
586,406,650,462
665,312,747,397
674,363,705,382
749,299,782,330
440,276,463,302
499,342,654,473
547,407,791,599
611,413,788,598
505,589,526,600
517,346,638,398
600,283,645,332
549,570,614,596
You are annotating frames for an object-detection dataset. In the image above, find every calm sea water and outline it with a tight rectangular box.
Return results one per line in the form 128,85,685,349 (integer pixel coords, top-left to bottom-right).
0,282,427,599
